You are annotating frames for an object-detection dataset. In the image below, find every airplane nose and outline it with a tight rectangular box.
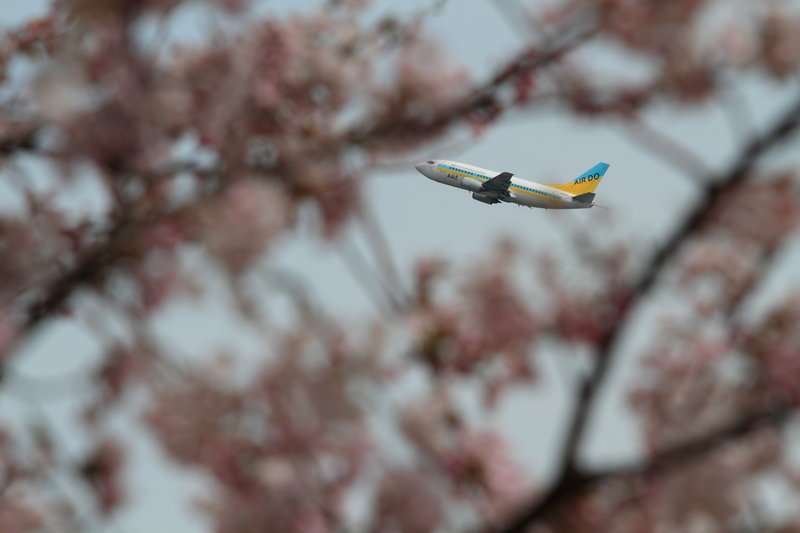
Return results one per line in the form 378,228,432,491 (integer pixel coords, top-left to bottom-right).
414,162,426,173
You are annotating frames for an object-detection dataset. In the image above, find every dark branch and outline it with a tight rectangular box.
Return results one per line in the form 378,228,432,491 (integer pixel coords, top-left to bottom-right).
493,402,797,532
0,122,39,157
492,92,800,533
339,23,599,150
0,217,134,368
0,21,601,367
601,403,795,482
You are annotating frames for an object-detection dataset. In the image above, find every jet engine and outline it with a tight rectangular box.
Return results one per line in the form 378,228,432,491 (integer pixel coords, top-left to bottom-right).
461,177,483,192
472,192,498,204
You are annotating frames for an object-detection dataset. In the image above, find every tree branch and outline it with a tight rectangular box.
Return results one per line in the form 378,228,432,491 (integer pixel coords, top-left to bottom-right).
0,20,601,368
0,121,39,157
600,403,795,482
338,22,599,150
492,402,797,532
620,118,713,181
492,92,800,533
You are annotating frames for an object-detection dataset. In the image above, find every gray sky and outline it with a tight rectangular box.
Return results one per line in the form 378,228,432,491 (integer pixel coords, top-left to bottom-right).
2,0,800,531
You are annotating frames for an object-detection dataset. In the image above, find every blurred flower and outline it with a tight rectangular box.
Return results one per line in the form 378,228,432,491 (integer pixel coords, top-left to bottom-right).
760,9,800,79
79,438,126,515
199,181,291,273
371,470,443,533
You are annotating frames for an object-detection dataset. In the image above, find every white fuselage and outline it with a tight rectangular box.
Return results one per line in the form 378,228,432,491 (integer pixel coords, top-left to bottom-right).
414,159,586,209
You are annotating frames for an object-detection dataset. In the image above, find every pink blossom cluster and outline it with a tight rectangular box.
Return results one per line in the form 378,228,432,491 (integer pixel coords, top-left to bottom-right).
0,0,799,531
543,426,785,533
409,247,541,405
0,425,77,530
743,298,800,403
680,175,800,311
145,335,377,532
399,394,530,529
625,176,800,530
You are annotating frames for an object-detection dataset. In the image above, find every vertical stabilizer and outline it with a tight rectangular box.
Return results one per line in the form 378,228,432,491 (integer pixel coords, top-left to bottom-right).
547,162,609,195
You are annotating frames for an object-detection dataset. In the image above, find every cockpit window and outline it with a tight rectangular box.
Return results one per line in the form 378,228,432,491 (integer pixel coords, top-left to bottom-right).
427,160,434,164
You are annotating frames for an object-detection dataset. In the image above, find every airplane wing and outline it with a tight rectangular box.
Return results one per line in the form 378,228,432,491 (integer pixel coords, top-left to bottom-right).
479,171,513,202
572,192,595,204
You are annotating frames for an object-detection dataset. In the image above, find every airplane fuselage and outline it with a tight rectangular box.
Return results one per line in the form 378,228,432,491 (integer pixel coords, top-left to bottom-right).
414,160,593,209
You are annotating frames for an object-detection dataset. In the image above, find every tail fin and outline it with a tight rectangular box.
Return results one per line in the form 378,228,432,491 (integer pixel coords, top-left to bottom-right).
547,162,610,195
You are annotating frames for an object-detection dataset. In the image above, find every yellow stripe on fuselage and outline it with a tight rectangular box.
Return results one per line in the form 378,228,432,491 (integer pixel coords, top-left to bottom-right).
436,165,560,202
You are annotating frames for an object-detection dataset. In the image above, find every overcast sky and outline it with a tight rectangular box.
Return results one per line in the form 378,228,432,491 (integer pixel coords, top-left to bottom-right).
2,1,800,531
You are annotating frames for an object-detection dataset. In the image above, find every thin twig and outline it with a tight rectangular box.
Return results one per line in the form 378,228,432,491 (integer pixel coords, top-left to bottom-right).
358,202,407,308
335,23,599,152
336,237,394,317
621,118,713,180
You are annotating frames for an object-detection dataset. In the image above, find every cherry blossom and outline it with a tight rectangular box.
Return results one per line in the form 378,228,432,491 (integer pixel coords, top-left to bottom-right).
0,0,799,531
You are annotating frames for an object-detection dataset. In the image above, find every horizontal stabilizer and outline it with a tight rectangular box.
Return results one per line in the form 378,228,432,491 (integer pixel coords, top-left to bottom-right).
572,192,595,203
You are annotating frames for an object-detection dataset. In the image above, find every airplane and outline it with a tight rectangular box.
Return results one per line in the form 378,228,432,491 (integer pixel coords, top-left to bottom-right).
414,159,610,209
